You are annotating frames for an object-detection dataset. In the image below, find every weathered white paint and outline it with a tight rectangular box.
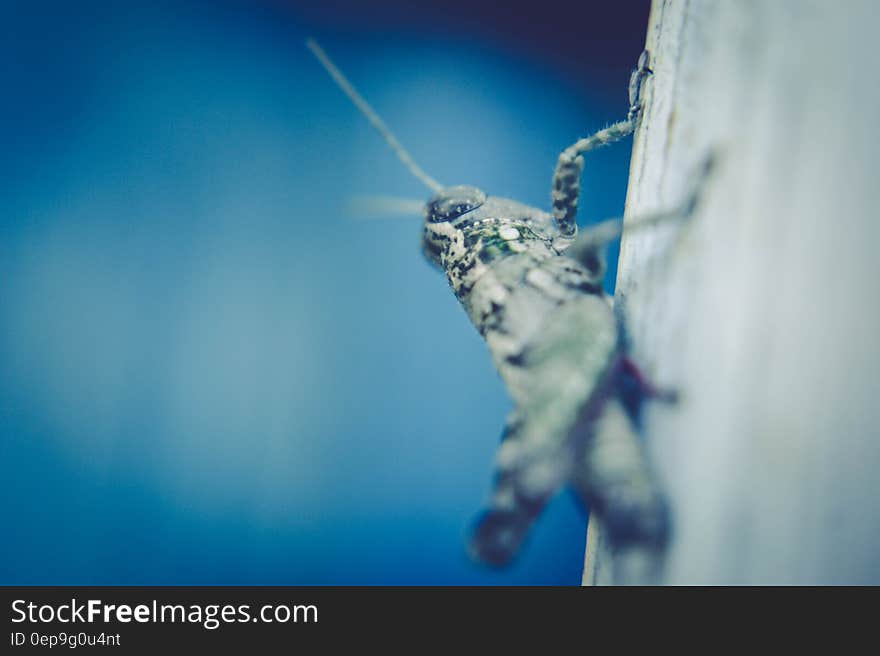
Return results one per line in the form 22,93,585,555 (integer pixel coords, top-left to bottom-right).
586,0,880,584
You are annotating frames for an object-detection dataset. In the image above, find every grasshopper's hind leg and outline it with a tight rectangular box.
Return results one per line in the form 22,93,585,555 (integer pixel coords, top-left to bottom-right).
468,412,571,566
469,395,669,574
570,395,670,582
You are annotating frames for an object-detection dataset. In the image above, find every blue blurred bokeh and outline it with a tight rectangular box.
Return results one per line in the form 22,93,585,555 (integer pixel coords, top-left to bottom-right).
0,0,647,584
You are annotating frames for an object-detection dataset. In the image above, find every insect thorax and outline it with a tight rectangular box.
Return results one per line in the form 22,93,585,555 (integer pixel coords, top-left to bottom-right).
423,195,609,374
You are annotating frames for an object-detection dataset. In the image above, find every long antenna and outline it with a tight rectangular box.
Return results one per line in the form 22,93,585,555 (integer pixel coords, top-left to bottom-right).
306,38,443,194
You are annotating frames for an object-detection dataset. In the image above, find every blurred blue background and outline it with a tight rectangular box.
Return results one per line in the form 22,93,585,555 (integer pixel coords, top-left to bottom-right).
0,0,648,584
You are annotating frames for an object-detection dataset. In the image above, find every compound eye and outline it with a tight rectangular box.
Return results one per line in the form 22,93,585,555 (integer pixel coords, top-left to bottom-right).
427,185,487,223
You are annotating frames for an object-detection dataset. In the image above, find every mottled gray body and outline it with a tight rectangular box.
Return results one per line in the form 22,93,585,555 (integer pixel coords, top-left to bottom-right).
306,39,669,574
423,188,668,566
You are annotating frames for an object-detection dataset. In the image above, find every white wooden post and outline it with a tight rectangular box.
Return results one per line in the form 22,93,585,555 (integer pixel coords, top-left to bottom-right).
585,0,880,584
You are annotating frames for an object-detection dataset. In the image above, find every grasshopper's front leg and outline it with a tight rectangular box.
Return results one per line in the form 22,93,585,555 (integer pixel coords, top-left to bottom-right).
552,50,653,237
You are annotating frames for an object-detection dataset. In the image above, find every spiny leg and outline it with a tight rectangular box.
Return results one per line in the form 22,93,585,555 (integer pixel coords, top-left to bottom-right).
551,50,653,237
551,122,635,238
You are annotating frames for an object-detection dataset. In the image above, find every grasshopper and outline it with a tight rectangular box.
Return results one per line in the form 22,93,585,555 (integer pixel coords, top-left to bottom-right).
307,40,694,576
